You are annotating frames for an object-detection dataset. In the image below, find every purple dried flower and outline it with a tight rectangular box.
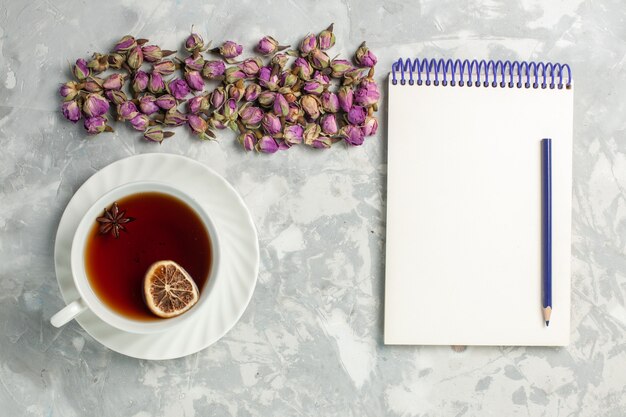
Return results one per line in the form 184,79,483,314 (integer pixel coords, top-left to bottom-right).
61,100,81,123
210,87,225,109
219,41,243,59
347,106,367,125
293,57,313,80
262,112,282,135
283,124,304,145
144,126,174,143
256,135,279,153
83,77,104,93
185,55,205,71
142,45,174,63
202,60,226,79
223,98,238,119
148,72,165,94
310,137,332,149
164,109,187,126
271,53,289,69
340,124,364,146
303,80,324,95
257,36,279,55
244,83,261,101
330,59,353,78
257,91,276,107
153,60,176,76
273,93,289,117
320,113,338,135
354,42,377,68
168,78,191,100
320,91,339,113
285,103,302,123
185,33,204,52
313,71,330,85
114,35,136,52
103,73,125,90
83,93,110,117
239,58,263,76
127,45,144,70
107,53,125,69
227,82,245,102
87,53,109,73
362,116,378,136
133,70,149,93
105,90,127,105
139,95,159,115
84,116,108,135
318,24,336,50
299,34,317,55
185,70,204,91
130,114,150,131
73,59,90,80
187,94,209,114
239,105,264,127
280,72,298,88
59,81,79,101
117,101,139,120
238,131,257,151
303,123,321,145
354,79,380,106
224,67,246,84
337,86,354,112
188,114,209,135
155,94,177,110
309,49,330,69
258,66,278,90
301,95,320,119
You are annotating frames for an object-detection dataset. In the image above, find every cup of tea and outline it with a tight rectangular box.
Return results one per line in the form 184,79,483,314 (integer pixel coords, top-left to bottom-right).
50,181,220,334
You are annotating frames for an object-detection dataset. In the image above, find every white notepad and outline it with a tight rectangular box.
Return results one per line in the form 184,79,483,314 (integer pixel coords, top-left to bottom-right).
384,59,573,346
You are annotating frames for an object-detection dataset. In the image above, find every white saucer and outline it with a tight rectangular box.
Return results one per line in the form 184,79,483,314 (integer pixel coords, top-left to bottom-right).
54,154,259,360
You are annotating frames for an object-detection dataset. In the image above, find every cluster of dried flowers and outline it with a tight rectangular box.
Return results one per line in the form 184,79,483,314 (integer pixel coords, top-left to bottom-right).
59,24,379,152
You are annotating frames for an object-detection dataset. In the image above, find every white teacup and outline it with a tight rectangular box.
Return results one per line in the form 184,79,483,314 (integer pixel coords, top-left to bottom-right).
50,181,220,334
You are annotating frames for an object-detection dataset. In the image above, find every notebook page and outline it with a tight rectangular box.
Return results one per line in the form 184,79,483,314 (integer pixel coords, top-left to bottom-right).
384,78,573,346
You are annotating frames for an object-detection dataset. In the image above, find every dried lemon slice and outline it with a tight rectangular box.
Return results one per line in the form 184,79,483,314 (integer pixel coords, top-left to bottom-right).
143,260,199,318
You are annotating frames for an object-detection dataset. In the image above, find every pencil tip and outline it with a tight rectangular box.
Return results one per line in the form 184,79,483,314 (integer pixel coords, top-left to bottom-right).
545,320,550,327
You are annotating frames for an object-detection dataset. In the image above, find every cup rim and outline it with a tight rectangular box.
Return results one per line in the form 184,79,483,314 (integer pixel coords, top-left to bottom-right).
70,180,220,334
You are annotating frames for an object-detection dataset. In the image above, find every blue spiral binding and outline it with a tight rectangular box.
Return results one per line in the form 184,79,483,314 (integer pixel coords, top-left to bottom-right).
391,58,572,89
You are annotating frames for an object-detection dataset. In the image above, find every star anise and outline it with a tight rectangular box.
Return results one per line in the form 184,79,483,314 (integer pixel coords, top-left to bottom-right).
96,202,135,238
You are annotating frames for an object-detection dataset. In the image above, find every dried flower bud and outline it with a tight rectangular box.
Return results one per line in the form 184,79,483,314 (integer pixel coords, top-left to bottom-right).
117,101,139,120
330,59,353,78
310,136,332,149
355,42,377,67
293,57,313,80
155,94,177,110
244,83,261,101
347,105,367,125
107,53,125,69
84,116,108,135
82,77,103,93
132,70,148,93
318,24,336,50
139,95,159,115
283,124,304,145
227,81,245,102
309,49,330,69
320,91,339,113
168,78,190,100
300,94,320,119
299,34,317,55
210,87,225,109
257,36,279,55
257,91,276,107
114,35,137,52
303,80,324,95
354,79,380,106
187,94,209,114
340,124,364,146
239,57,263,76
188,114,209,137
105,90,127,105
184,54,205,72
222,98,238,120
218,41,243,59
238,131,257,151
142,45,174,63
271,53,289,69
185,70,204,91
83,93,110,117
362,116,378,136
148,72,165,94
185,33,204,52
73,58,90,80
343,68,366,86
224,67,246,84
256,135,279,153
202,60,226,79
320,113,338,135
209,116,227,130
59,81,80,101
285,103,302,123
303,122,321,145
144,126,174,143
273,93,289,117
129,114,150,131
61,100,81,123
278,72,296,89
103,73,125,90
337,86,354,112
313,71,330,85
88,53,109,73
239,105,263,127
262,112,282,135
164,108,187,126
127,46,144,70
153,60,176,75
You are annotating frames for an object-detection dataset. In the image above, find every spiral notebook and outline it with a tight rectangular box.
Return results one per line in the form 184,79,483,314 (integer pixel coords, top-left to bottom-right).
384,59,573,346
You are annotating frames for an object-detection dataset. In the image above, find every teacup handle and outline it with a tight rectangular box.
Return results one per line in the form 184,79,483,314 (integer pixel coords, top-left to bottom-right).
50,298,88,327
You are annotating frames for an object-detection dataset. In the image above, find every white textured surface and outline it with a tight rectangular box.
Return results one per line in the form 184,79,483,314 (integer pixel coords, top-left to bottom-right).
0,0,625,416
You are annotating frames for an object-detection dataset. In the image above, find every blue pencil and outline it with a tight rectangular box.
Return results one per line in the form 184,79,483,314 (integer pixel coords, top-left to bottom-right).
542,138,552,326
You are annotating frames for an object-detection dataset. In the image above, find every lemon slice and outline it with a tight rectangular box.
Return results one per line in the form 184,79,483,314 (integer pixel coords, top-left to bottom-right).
143,260,199,318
